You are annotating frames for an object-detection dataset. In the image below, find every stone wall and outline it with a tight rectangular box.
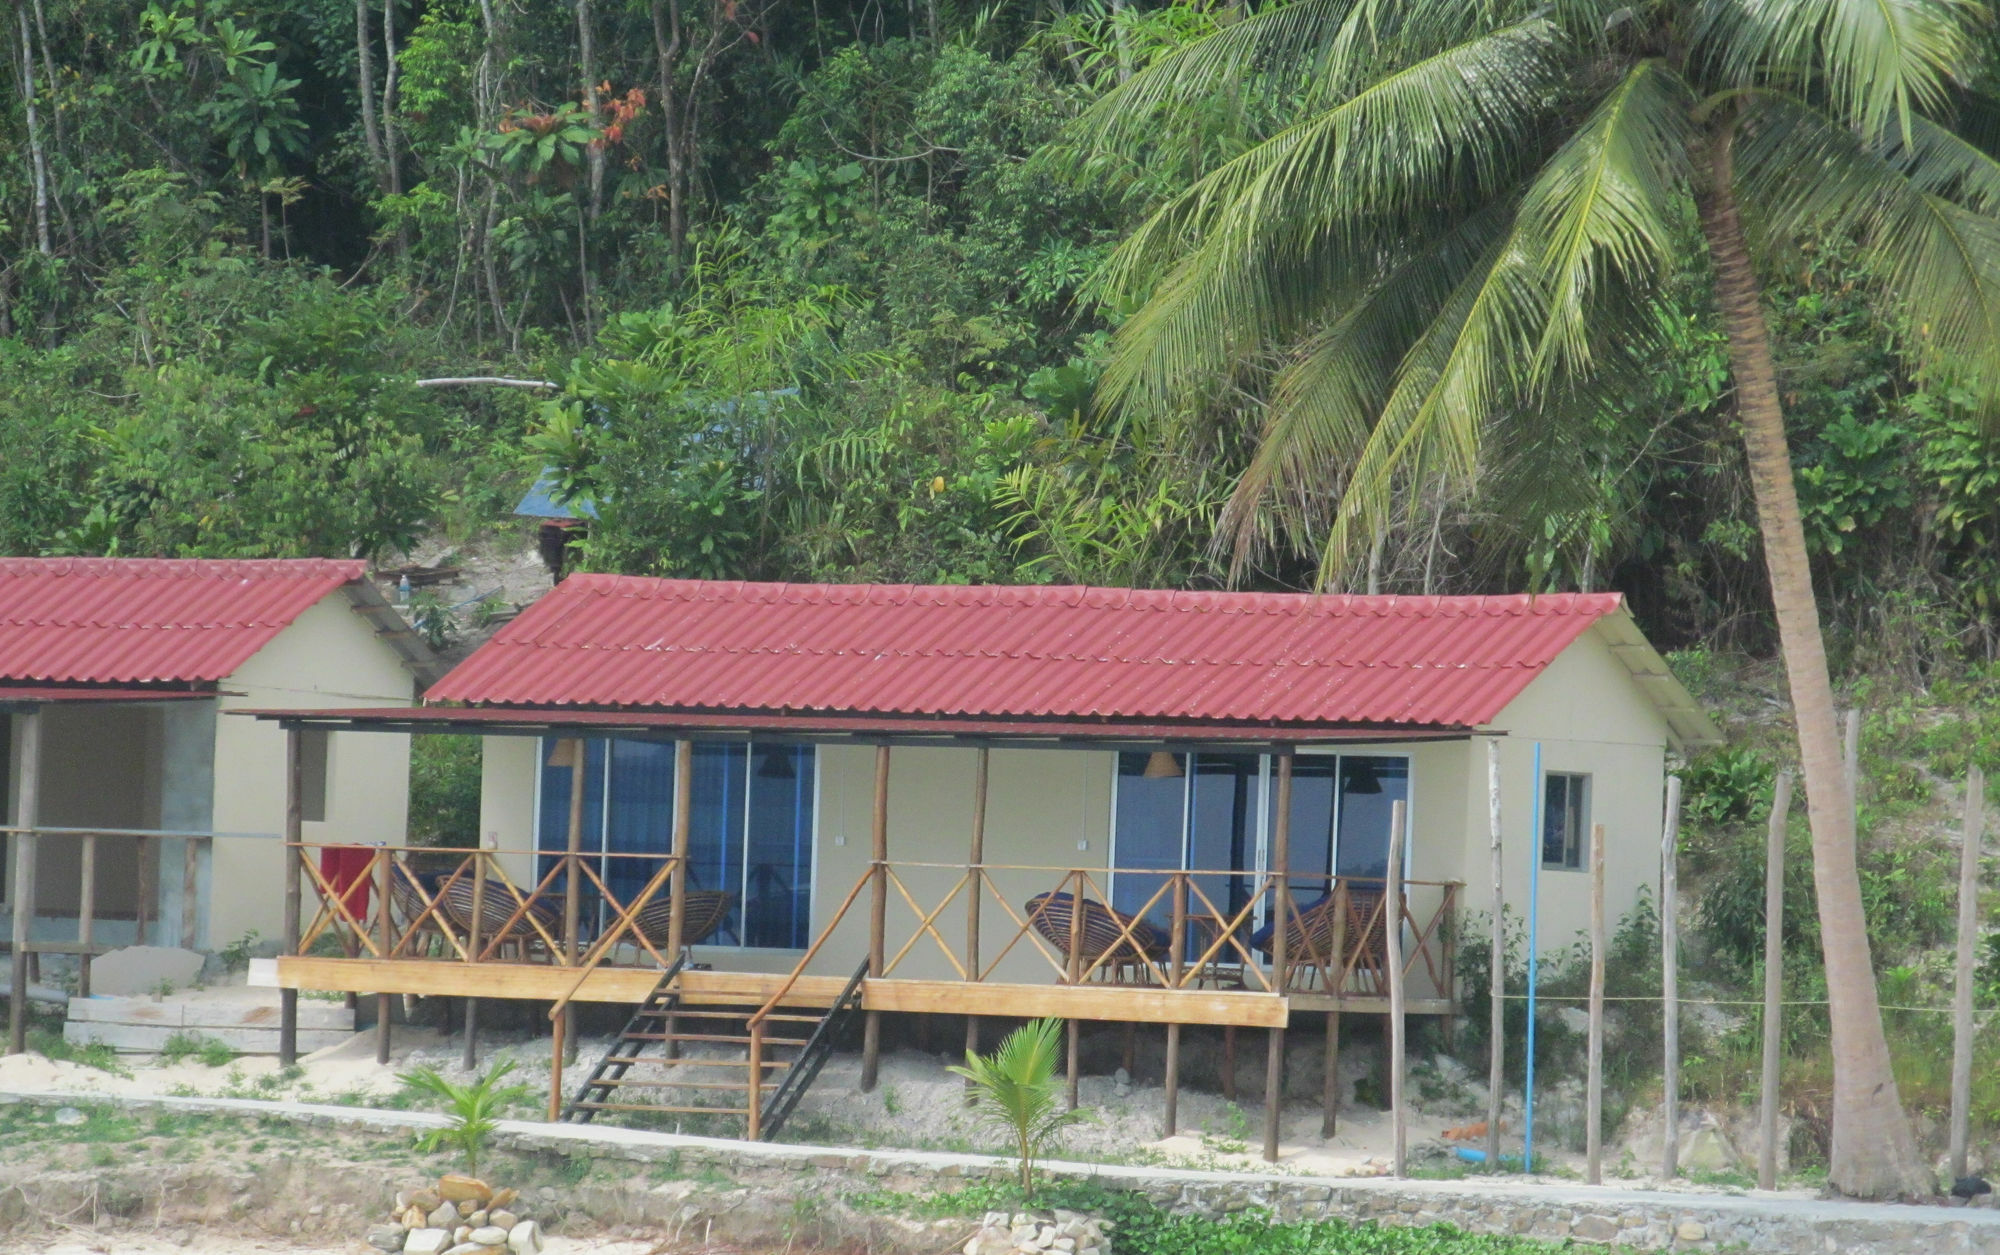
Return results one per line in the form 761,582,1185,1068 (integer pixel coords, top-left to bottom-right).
5,1090,2000,1255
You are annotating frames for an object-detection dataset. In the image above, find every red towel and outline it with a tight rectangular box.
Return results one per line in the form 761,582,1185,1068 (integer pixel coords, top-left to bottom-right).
320,845,374,920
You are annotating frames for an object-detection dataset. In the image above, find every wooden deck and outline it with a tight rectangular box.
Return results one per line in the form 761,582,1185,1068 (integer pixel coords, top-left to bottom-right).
257,956,1293,1026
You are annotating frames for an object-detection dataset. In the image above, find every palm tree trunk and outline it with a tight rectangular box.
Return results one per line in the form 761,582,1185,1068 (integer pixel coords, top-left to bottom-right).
1700,125,1930,1199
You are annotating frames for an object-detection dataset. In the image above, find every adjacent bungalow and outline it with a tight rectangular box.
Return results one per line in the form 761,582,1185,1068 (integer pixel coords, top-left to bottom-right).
244,576,1716,1148
1,558,438,1048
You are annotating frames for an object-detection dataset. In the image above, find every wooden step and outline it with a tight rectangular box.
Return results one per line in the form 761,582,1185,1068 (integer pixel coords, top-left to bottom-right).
620,1031,809,1047
568,1102,750,1115
587,1078,772,1091
595,1055,792,1071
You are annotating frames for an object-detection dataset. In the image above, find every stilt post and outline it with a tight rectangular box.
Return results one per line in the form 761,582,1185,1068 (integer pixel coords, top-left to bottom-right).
7,709,41,1056
663,740,692,1060
1661,774,1683,1179
1484,739,1504,1170
1387,798,1407,1177
279,724,302,1066
77,833,96,1000
548,1008,566,1122
561,738,586,968
1585,823,1606,1184
1758,770,1793,1191
1165,871,1187,1135
1950,765,1984,1181
1323,879,1348,1138
1263,746,1293,1163
376,847,393,1065
861,744,889,1092
964,745,988,1087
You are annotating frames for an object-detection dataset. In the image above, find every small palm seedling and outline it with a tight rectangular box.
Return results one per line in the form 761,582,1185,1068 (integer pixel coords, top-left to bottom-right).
947,1017,1079,1199
398,1059,533,1177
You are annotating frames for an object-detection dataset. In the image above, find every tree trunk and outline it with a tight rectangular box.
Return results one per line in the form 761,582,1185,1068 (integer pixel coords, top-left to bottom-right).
650,0,686,252
15,2,52,256
354,0,389,190
382,0,402,196
1700,124,1931,1200
577,0,605,223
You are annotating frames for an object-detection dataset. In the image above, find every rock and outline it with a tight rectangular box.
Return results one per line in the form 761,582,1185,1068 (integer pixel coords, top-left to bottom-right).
403,1230,451,1255
470,1226,509,1246
401,1207,429,1229
1009,1225,1037,1245
506,1220,543,1255
438,1175,493,1205
468,1210,489,1227
89,945,204,997
454,1226,472,1245
396,1190,417,1211
1680,1124,1738,1174
409,1190,442,1212
52,1108,85,1126
1571,1216,1617,1242
426,1205,457,1230
488,1210,518,1231
1053,1239,1076,1251
443,1246,487,1255
1038,1225,1058,1245
368,1224,408,1252
1675,1221,1707,1242
487,1189,517,1210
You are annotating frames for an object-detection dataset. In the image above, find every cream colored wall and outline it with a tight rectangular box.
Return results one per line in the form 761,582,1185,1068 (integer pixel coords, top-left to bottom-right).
209,592,419,947
1459,624,1671,954
480,735,540,888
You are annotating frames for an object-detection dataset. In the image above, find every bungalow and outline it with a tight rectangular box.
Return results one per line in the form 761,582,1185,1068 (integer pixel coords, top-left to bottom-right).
245,576,1716,1149
1,558,438,1049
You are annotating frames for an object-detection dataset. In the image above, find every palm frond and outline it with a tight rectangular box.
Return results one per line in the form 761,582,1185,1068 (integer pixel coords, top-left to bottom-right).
1885,112,2000,214
1695,0,1981,144
1735,91,2000,422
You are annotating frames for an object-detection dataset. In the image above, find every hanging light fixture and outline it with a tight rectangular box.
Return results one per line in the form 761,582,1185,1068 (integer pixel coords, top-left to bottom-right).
545,737,582,769
1142,751,1184,780
1345,757,1383,794
757,745,797,780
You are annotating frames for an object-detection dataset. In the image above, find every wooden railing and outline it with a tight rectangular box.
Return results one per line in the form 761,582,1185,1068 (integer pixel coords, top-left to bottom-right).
748,862,1461,1028
287,842,685,972
2,825,217,994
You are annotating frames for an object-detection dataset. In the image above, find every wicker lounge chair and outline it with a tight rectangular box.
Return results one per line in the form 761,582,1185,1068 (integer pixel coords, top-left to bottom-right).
629,889,736,955
1250,886,1389,992
438,878,562,962
388,868,457,957
1024,891,1168,982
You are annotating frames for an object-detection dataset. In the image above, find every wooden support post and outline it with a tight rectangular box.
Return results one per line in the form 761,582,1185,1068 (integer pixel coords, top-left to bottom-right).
7,709,41,1057
964,746,988,1088
1323,880,1348,1139
279,725,302,1067
861,744,890,1093
548,1008,566,1122
1263,746,1293,1164
562,738,585,969
180,836,200,951
461,996,480,1071
1164,872,1187,1135
1585,823,1606,1185
1222,1026,1237,1102
747,1019,765,1141
1484,740,1504,1171
1387,798,1407,1177
1758,770,1793,1192
464,849,486,1068
664,740,692,1060
1950,765,1985,1182
77,834,96,1000
136,837,153,947
1661,774,1683,1180
1066,866,1084,1111
376,849,393,1065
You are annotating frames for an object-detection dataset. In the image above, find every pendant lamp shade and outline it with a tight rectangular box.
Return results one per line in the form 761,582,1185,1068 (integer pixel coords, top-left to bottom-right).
1143,751,1184,780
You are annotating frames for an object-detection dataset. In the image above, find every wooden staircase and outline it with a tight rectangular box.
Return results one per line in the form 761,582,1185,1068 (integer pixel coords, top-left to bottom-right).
560,953,867,1140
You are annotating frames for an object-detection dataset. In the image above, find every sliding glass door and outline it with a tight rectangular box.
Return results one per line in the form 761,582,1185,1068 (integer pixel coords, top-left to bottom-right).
537,738,816,949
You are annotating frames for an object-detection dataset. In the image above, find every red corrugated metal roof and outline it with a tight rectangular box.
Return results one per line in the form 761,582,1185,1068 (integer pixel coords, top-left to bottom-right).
0,558,364,686
427,577,1627,731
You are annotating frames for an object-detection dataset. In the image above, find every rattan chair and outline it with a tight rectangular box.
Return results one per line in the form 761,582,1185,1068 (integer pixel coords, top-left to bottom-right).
1024,891,1168,982
438,877,561,962
388,869,456,957
629,889,736,956
1253,887,1389,993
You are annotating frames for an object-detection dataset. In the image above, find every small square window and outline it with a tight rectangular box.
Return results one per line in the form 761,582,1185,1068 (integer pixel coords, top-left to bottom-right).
300,728,330,824
1542,773,1590,870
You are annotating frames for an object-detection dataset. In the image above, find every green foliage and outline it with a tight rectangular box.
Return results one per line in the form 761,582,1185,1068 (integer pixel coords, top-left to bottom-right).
159,1032,238,1068
410,736,483,848
946,1017,1079,1198
1680,747,1776,829
398,1060,533,1177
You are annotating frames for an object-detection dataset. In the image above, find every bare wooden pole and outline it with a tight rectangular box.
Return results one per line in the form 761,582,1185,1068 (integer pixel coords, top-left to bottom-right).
1661,774,1684,1180
1387,797,1407,1177
376,849,393,1065
7,710,41,1056
1323,880,1348,1139
1165,872,1187,1134
548,1009,566,1122
964,746,988,1082
1585,823,1607,1185
1950,764,1985,1181
464,847,487,1068
663,739,692,1060
1263,747,1294,1163
1067,868,1084,1110
1758,769,1793,1191
279,725,303,1067
1484,739,1504,1171
861,744,890,1092
77,834,96,1000
561,738,586,1064
180,837,200,950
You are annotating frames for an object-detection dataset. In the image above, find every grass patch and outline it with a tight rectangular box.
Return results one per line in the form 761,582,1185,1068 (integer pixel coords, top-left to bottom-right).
158,1031,238,1067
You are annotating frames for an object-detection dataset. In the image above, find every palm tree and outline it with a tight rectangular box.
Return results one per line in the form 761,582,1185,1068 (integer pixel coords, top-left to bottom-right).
1073,0,2000,1198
